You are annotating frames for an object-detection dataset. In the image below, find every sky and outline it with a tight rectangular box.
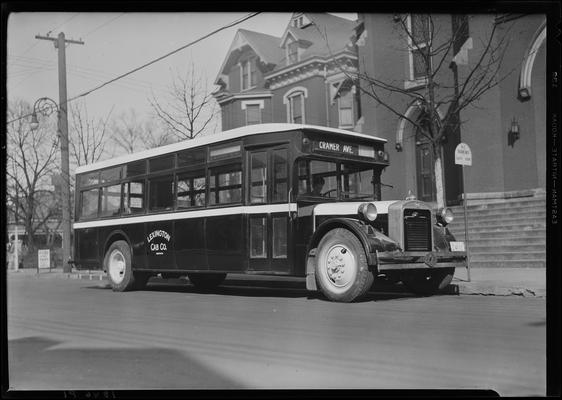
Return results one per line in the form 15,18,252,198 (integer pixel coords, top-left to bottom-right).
7,12,356,130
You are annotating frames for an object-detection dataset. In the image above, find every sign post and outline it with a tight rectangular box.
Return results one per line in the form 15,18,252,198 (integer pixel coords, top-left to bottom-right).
37,249,51,274
454,143,472,282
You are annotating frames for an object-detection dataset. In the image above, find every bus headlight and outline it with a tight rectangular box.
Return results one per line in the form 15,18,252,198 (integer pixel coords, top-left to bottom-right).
437,207,454,225
358,203,378,222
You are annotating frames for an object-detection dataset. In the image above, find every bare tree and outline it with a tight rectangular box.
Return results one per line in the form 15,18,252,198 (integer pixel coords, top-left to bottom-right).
111,109,174,154
69,100,113,166
149,64,218,140
322,14,516,208
6,100,61,258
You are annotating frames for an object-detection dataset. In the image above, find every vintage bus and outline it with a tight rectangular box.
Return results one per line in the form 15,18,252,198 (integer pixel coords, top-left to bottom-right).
73,123,467,302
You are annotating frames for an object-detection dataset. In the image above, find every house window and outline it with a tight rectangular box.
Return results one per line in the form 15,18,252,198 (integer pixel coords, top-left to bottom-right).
287,41,299,64
338,89,354,128
241,59,257,90
288,92,304,123
246,104,261,125
408,14,431,81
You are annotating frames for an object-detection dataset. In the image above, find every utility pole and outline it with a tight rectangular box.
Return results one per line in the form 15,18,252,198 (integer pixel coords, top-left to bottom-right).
35,32,84,273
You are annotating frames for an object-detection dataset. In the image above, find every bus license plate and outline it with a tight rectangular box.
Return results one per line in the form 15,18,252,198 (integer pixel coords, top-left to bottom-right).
450,241,465,252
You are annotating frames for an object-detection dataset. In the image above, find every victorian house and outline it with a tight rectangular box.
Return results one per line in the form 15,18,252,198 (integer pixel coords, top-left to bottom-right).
213,13,361,131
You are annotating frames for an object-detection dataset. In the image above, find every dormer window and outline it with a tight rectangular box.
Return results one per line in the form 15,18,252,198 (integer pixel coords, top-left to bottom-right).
291,14,310,28
241,58,257,91
287,40,299,65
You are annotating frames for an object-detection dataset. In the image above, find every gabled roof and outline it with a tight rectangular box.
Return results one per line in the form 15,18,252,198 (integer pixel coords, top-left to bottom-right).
214,29,283,85
277,13,357,70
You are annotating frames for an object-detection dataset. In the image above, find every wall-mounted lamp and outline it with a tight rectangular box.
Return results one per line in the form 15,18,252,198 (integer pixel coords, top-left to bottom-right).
507,118,520,147
395,142,403,152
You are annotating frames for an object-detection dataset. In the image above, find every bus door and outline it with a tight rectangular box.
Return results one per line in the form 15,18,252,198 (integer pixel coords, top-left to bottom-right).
247,148,292,274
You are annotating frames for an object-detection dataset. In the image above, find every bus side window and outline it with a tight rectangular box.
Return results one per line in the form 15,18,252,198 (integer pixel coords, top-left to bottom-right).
210,165,242,205
272,149,288,202
250,152,267,204
124,180,145,214
80,188,99,219
149,175,174,211
100,184,121,217
177,172,206,209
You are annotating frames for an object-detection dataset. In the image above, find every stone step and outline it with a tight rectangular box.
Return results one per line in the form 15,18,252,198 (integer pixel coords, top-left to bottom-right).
451,196,546,210
468,244,546,254
448,229,546,239
448,217,546,230
467,237,546,247
470,251,545,261
448,209,546,221
448,225,545,236
466,260,546,268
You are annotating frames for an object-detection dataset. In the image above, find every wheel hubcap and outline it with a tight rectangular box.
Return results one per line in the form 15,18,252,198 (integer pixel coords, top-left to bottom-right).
108,250,126,284
325,245,356,288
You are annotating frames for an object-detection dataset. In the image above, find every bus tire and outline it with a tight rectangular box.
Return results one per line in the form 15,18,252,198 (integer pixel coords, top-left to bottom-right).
104,240,136,292
315,228,374,302
187,273,227,289
401,267,455,296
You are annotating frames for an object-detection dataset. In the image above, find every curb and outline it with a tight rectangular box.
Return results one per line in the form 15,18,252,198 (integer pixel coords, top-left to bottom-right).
7,269,545,298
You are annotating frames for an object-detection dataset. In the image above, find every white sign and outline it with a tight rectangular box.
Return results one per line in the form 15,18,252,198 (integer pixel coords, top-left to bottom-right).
455,142,472,166
38,249,50,269
450,241,466,252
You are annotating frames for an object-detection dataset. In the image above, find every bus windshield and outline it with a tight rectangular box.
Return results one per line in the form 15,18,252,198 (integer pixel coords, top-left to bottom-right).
296,158,376,201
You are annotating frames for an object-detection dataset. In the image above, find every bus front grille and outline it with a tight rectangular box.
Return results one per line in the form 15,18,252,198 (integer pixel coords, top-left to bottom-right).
403,209,431,251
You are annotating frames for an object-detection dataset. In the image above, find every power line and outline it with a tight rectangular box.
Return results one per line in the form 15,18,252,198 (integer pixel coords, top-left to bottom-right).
7,12,261,125
82,13,125,38
13,13,81,58
68,12,260,102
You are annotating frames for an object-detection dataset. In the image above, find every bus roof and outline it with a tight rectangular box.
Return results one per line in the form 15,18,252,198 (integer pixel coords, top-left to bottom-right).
75,123,387,174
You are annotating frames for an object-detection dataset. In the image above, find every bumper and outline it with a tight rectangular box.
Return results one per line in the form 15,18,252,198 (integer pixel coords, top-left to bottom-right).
374,250,467,271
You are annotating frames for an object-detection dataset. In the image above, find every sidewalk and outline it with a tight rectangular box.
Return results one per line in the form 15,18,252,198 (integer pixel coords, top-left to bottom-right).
6,267,546,298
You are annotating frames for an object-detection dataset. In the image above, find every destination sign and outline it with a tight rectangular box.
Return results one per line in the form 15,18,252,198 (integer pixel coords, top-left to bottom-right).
312,140,359,156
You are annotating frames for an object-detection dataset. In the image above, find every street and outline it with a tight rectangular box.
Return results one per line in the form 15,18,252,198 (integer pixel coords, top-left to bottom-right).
7,274,546,395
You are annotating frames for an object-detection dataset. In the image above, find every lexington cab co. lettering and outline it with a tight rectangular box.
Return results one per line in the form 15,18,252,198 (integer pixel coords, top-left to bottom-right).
146,229,171,256
313,140,358,156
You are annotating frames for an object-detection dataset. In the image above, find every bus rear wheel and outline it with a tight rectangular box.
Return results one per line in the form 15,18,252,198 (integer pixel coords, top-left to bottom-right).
105,240,136,292
401,268,455,296
187,273,227,289
315,228,374,302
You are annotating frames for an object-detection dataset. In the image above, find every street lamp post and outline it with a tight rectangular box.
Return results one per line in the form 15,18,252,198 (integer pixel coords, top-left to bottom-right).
30,97,72,273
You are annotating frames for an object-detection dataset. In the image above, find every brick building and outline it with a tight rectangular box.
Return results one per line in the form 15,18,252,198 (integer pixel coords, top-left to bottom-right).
355,13,546,204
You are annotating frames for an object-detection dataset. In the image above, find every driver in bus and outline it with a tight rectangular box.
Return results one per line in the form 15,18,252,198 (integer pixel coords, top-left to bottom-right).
310,176,325,196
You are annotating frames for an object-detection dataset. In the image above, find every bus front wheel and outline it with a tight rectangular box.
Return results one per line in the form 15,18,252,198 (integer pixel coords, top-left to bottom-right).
104,240,136,292
315,228,374,302
187,273,227,289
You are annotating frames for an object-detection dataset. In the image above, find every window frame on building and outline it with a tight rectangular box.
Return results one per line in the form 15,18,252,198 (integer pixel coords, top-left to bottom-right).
406,14,432,85
338,88,355,129
286,40,299,65
242,100,264,126
283,87,307,124
240,58,257,91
